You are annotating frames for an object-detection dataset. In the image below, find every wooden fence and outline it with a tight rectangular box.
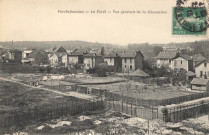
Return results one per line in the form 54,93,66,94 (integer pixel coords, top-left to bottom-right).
104,99,159,120
105,91,209,107
163,102,209,123
0,99,104,128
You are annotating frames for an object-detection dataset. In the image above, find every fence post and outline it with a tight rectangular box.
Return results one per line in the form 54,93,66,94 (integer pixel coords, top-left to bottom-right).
113,97,115,111
122,101,123,113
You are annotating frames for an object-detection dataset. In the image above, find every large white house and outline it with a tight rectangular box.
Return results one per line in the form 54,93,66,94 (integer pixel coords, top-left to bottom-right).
155,51,177,68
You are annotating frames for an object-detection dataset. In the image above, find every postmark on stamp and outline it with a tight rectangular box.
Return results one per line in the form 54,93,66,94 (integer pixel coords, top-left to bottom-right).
173,0,208,35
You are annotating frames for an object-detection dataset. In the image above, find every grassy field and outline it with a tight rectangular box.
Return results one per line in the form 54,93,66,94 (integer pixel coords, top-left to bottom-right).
0,80,86,115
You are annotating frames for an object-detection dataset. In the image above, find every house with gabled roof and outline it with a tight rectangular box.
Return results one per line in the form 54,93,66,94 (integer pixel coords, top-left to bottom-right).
83,53,103,69
194,59,209,79
54,46,67,53
155,51,177,68
191,78,209,91
49,52,66,67
104,52,122,72
171,54,193,71
62,51,84,67
192,54,206,67
117,50,144,73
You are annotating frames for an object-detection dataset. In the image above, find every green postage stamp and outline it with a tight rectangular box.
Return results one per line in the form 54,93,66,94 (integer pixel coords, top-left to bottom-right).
173,0,208,35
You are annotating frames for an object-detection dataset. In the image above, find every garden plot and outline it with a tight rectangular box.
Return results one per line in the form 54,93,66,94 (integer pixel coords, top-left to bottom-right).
80,82,199,100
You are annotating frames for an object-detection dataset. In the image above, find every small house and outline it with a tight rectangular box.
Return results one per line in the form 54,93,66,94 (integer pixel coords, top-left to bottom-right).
83,53,103,69
155,51,177,68
171,54,193,72
104,53,122,72
117,50,144,73
191,78,209,91
194,59,209,79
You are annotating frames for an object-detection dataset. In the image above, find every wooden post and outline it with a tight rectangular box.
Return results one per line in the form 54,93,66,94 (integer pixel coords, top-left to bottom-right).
113,97,115,111
131,103,133,116
122,101,124,113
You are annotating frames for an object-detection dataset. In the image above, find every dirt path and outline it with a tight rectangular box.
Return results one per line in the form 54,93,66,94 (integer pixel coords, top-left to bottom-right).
0,77,96,100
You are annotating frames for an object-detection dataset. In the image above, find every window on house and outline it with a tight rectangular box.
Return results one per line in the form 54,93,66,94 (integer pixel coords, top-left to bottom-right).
169,60,171,63
204,62,207,67
130,58,132,63
174,60,177,66
130,65,132,70
125,58,127,63
125,65,126,68
200,71,203,77
181,60,182,64
196,84,202,87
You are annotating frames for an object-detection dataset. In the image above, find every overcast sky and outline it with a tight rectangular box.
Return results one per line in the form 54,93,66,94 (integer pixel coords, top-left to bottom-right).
0,0,208,45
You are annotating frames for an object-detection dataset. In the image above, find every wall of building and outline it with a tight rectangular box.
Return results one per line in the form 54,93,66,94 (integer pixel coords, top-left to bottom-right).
49,54,58,66
69,56,79,64
22,50,32,59
104,58,115,66
156,59,171,68
122,57,135,72
171,57,189,71
191,84,207,91
135,52,143,70
62,55,68,67
95,56,103,66
84,57,95,69
195,62,209,78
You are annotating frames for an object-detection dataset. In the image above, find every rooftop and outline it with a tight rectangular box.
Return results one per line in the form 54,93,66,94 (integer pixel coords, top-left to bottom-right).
172,54,192,61
129,69,149,77
155,51,177,59
191,78,209,85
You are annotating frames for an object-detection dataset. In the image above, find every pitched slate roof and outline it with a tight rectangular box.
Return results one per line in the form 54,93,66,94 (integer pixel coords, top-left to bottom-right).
192,54,206,62
117,50,143,58
191,78,209,85
53,52,66,58
129,69,149,77
104,53,118,58
172,54,192,61
69,51,83,56
195,59,209,68
155,51,177,59
83,53,102,57
54,46,67,53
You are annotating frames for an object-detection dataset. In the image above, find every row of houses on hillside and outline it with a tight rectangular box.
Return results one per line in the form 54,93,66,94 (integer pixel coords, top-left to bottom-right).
48,46,144,73
156,50,209,79
155,51,193,72
0,46,144,73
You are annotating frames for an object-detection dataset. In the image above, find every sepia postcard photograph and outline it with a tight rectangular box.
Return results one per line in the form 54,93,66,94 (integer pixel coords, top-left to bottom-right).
0,0,209,134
